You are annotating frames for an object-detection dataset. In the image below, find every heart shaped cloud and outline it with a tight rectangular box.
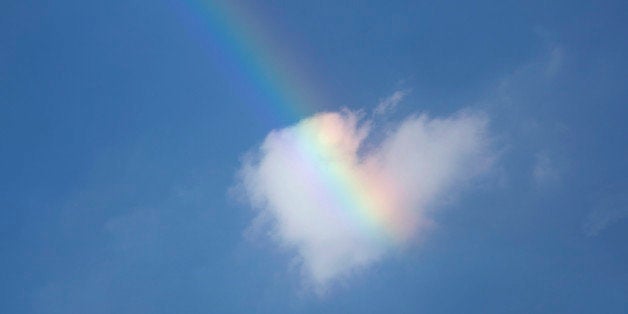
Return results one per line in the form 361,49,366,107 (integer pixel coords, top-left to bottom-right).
237,108,494,290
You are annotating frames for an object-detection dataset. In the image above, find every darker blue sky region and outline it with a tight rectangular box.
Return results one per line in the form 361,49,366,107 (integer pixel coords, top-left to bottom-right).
1,0,627,313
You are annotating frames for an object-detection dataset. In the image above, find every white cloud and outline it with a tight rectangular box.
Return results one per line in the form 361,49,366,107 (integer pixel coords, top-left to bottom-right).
374,90,407,115
544,45,564,79
236,108,494,291
583,190,628,237
532,151,559,185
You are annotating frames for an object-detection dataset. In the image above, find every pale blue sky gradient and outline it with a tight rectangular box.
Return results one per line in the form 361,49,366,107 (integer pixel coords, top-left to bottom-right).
1,1,627,313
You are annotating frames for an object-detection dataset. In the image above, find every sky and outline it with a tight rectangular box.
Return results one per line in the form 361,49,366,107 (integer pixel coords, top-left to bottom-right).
1,0,627,313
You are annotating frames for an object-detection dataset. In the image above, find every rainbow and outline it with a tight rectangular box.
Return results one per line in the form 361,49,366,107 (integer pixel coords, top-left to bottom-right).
177,1,414,244
177,0,325,124
290,115,416,244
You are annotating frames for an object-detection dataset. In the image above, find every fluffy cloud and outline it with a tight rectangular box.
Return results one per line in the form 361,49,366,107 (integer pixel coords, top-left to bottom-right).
374,90,408,115
236,108,494,290
532,151,559,185
583,189,628,237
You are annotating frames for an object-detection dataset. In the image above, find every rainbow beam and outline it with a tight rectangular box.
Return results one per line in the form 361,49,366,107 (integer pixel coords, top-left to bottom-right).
178,1,414,244
178,0,327,124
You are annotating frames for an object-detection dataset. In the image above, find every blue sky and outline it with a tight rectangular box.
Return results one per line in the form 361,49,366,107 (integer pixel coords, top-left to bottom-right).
1,0,627,313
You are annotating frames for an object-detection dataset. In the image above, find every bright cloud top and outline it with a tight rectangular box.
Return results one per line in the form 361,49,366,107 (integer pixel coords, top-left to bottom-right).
237,109,493,289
